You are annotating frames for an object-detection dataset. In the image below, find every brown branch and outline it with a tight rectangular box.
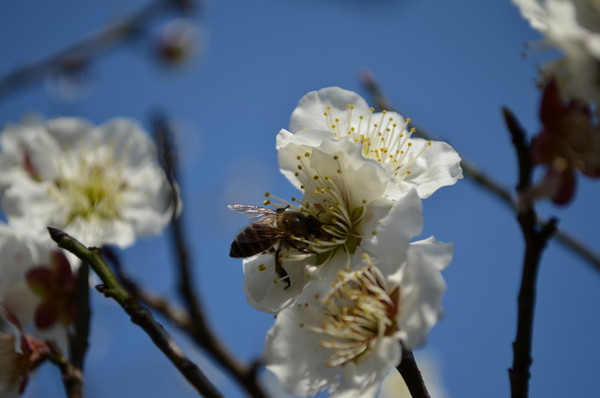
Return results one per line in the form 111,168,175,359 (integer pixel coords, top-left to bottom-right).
103,246,191,330
66,261,90,398
49,228,223,398
397,349,431,398
509,212,556,398
69,263,90,369
361,70,600,273
504,108,558,398
152,113,270,398
45,341,85,398
0,0,194,101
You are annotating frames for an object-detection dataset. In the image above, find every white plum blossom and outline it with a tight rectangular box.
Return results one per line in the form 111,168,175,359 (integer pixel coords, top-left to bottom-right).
0,117,178,248
242,130,423,313
264,237,452,398
285,87,462,198
513,0,600,103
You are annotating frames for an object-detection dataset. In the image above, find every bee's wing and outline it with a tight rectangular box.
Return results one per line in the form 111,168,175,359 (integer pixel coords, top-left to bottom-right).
228,204,277,221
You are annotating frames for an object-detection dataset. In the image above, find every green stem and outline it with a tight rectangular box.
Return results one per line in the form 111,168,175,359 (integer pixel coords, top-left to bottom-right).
48,227,223,398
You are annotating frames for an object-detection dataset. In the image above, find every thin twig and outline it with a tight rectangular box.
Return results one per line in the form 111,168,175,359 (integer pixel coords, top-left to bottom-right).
0,0,193,101
45,341,85,398
397,349,431,398
66,261,90,398
361,71,600,273
505,108,558,398
48,227,223,398
104,247,191,330
153,113,270,398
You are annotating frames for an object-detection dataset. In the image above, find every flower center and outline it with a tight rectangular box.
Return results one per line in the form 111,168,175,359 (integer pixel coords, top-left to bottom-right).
323,105,432,183
50,145,126,225
266,151,368,265
311,257,398,367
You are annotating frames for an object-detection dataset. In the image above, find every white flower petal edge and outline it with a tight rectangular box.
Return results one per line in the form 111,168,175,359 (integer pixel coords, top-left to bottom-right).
392,237,451,349
286,87,462,198
264,241,451,397
0,117,178,248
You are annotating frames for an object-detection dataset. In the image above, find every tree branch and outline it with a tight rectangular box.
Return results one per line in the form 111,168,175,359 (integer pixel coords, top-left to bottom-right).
504,107,558,398
397,349,431,398
45,341,85,398
66,261,90,398
103,246,192,331
0,0,194,102
152,113,270,398
48,227,223,398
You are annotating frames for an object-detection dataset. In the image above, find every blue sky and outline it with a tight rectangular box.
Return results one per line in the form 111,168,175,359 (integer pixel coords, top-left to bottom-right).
1,0,599,397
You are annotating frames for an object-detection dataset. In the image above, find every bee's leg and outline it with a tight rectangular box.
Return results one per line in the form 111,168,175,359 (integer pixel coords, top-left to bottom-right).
274,247,291,289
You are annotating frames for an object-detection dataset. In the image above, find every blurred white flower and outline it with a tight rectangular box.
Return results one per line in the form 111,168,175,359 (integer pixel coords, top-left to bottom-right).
242,130,423,313
264,239,451,398
286,87,462,198
513,0,600,103
0,117,178,248
155,18,205,68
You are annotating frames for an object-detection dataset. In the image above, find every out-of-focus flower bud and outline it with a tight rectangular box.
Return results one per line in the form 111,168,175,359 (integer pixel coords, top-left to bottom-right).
45,53,90,101
154,18,203,68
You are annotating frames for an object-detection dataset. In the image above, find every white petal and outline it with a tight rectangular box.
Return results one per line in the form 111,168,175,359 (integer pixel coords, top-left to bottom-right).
243,254,308,313
331,337,401,398
361,189,423,268
394,241,449,349
264,304,338,396
289,87,371,133
401,139,463,198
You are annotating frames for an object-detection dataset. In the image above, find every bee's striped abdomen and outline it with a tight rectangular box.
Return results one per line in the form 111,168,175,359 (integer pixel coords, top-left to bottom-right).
229,224,282,258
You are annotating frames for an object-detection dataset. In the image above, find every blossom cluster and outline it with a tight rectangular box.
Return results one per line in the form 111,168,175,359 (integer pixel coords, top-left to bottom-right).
0,117,177,395
231,87,461,397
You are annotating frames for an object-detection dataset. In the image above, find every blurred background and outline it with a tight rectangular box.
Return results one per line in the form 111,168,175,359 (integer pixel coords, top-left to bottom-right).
0,0,598,397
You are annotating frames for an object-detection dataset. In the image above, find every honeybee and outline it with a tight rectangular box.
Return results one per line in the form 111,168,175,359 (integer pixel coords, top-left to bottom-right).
228,204,323,288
